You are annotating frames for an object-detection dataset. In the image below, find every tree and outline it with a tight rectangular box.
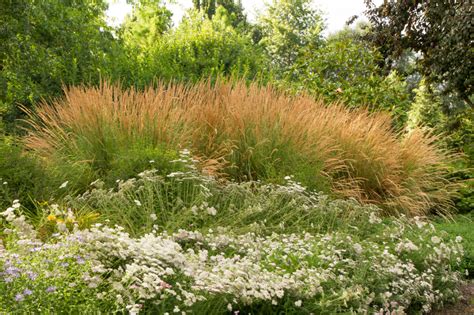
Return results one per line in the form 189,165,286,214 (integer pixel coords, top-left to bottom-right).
406,78,445,132
257,0,324,74
293,31,411,127
140,8,267,83
0,0,122,131
363,0,473,106
192,0,246,27
121,0,172,50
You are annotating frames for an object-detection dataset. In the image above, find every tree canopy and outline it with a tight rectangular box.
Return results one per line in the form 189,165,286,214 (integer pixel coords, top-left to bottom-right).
363,0,473,106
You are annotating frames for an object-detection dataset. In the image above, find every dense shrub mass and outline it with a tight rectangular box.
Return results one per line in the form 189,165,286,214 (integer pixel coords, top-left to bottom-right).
0,138,49,209
23,81,456,215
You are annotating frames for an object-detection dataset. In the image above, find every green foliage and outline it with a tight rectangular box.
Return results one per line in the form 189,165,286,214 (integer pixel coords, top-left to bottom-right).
193,0,247,27
121,0,172,51
130,8,267,85
0,0,125,131
407,78,446,132
363,0,473,106
292,32,411,127
0,137,49,209
434,213,474,278
258,0,324,74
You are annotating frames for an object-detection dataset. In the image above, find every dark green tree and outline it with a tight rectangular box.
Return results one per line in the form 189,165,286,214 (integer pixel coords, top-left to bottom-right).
363,0,473,107
192,0,246,27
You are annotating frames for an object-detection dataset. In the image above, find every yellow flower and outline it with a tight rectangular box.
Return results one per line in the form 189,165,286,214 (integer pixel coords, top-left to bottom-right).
47,214,57,221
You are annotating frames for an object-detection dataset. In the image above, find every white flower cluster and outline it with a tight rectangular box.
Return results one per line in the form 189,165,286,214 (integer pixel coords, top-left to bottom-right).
0,201,465,314
69,222,464,313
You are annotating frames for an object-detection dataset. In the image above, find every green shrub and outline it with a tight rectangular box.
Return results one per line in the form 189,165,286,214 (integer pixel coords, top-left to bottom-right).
0,137,49,208
137,8,267,85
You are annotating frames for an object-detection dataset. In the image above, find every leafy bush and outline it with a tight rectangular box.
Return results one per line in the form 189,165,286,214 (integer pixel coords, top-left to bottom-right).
135,8,267,85
0,0,125,130
23,81,457,215
0,199,466,314
0,137,49,209
292,34,411,128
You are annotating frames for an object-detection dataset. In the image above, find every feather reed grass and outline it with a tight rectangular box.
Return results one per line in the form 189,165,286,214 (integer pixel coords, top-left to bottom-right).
23,80,457,215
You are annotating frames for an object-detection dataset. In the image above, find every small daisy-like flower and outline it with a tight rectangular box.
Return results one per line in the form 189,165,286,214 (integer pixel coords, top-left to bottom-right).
150,213,158,221
59,181,69,189
27,271,38,280
353,243,363,254
431,236,441,244
46,286,56,293
207,206,217,216
294,300,302,307
134,200,142,207
15,294,24,301
23,289,33,296
455,236,463,243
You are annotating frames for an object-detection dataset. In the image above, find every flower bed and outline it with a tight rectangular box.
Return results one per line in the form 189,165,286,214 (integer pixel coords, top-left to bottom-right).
0,201,465,314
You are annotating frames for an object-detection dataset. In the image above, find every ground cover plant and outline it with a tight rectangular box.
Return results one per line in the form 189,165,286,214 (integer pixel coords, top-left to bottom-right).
0,174,467,314
434,213,474,279
23,81,457,216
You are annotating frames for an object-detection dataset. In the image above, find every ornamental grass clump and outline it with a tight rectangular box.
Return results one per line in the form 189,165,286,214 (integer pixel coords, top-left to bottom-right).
23,81,456,215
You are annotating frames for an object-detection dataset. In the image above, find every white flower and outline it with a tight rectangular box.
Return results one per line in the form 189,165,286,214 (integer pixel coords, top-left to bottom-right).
431,236,441,244
149,160,155,163
227,303,232,311
173,306,180,313
134,200,142,207
150,213,157,221
353,243,363,255
369,212,382,224
207,206,217,216
455,236,463,243
59,181,69,189
2,182,7,185
294,300,302,307
51,204,61,215
57,221,68,233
